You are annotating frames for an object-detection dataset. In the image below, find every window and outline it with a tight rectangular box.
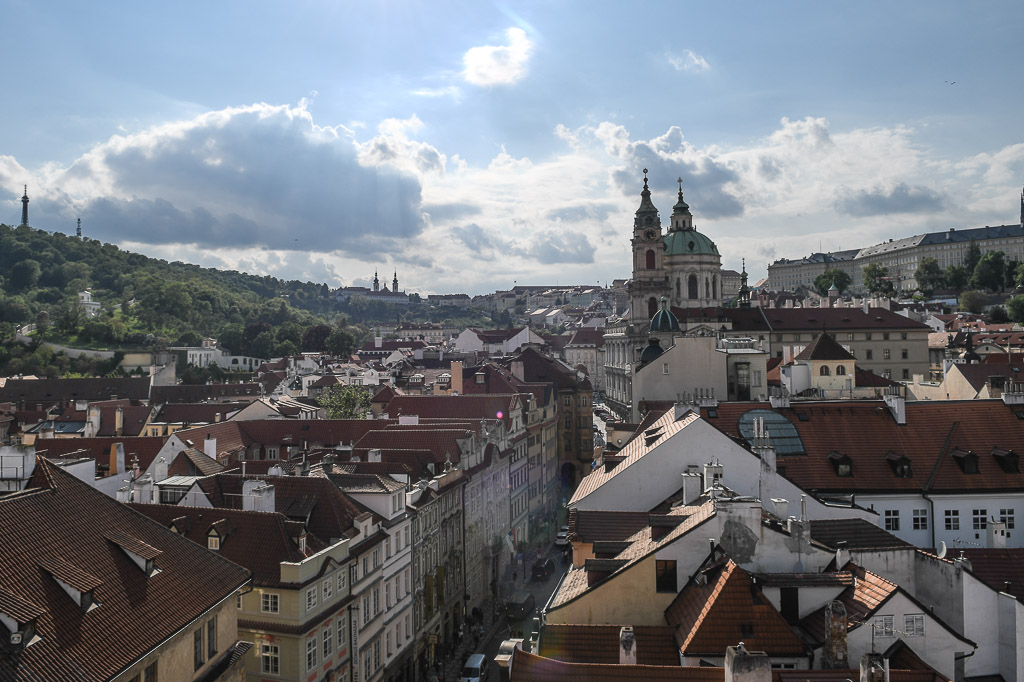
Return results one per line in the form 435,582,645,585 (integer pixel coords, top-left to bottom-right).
902,368,909,380
884,509,900,531
884,349,891,360
236,594,242,610
563,396,571,406
866,350,873,360
338,571,347,593
194,628,204,671
374,639,382,668
261,644,280,675
306,586,318,612
1000,508,1016,529
338,615,348,648
324,626,334,659
323,578,333,601
836,365,846,375
663,362,670,375
901,348,908,359
873,615,894,637
794,334,801,342
306,638,318,672
207,535,220,551
363,595,370,624
973,509,988,530
945,509,960,530
905,614,925,636
883,333,890,340
901,332,908,340
655,559,677,593
913,509,928,530
866,333,873,341
820,366,831,376
207,616,217,657
144,662,158,682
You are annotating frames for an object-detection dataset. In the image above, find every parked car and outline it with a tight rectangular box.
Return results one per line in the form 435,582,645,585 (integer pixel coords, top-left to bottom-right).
461,653,488,682
531,557,556,581
554,526,570,547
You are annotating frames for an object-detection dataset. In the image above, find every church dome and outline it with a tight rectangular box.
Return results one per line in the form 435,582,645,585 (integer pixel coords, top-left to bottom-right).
639,337,665,365
650,297,681,333
664,228,719,257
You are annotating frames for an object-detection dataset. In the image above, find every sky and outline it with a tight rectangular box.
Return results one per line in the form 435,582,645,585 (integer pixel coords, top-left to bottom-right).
2,1,1023,295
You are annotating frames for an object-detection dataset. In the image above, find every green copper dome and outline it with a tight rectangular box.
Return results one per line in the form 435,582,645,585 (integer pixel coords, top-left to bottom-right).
664,229,719,256
650,297,681,333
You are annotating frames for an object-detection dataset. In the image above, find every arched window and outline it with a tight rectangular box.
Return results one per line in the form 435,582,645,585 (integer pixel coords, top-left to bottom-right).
820,366,831,376
836,365,846,375
712,276,718,299
675,278,681,299
705,278,710,298
687,275,698,299
648,297,658,318
645,249,656,270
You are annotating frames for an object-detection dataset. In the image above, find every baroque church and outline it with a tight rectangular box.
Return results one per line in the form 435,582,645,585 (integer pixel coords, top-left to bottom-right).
604,170,752,417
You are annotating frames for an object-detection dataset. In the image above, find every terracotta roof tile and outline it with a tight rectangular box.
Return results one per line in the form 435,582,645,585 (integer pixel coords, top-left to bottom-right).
509,647,724,682
38,556,103,592
794,332,855,361
808,519,911,550
0,460,249,681
665,560,806,656
957,548,1024,601
538,624,678,665
705,400,1024,494
800,564,897,644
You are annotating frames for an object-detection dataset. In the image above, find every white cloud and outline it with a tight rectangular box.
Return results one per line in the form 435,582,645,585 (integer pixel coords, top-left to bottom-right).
667,49,710,73
411,85,462,100
462,27,533,87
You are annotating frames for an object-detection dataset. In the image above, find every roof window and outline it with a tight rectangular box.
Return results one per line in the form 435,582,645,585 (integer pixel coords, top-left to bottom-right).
885,451,913,478
992,448,1019,474
828,451,853,477
105,530,163,577
951,448,979,474
40,557,102,613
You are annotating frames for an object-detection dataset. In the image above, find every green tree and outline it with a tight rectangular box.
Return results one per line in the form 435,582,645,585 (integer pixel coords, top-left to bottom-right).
325,327,356,357
1005,260,1021,289
862,264,894,296
813,269,852,297
319,384,371,419
990,306,1010,324
1008,296,1024,324
301,324,332,352
914,257,945,296
970,251,1006,292
9,260,41,292
944,264,970,291
964,239,982,274
959,290,989,314
249,330,277,359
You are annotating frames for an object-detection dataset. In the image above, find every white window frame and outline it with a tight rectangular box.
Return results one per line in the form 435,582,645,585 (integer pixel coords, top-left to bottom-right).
904,614,925,636
873,615,894,637
261,643,280,674
306,586,318,612
323,578,333,601
261,592,279,614
306,638,318,672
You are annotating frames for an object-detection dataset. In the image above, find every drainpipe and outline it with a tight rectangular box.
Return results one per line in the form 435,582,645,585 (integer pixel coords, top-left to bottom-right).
922,492,936,550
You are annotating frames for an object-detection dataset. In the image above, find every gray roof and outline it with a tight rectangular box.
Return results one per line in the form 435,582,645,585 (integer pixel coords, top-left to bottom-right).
857,223,1024,258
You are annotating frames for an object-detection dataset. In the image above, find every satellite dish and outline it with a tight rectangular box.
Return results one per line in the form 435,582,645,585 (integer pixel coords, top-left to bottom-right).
937,541,947,559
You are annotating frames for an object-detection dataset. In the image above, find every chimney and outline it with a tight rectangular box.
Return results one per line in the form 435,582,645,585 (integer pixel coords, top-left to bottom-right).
114,406,123,437
823,601,849,668
860,653,888,682
369,448,382,463
214,412,222,423
204,435,217,460
680,472,702,505
988,519,1008,548
451,361,463,393
883,387,906,425
375,336,383,348
619,626,637,665
771,498,789,522
154,457,168,482
399,414,420,426
133,474,154,504
322,452,335,474
725,644,771,682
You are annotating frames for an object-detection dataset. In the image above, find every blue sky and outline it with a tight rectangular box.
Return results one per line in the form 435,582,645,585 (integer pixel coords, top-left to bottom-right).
3,1,1023,294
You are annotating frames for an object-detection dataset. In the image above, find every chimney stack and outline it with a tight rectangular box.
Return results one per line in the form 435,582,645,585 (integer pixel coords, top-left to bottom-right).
823,600,849,668
725,644,771,682
860,653,888,682
619,626,636,665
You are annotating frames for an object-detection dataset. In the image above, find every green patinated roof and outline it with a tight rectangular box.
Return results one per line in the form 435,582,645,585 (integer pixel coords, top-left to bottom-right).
664,229,719,256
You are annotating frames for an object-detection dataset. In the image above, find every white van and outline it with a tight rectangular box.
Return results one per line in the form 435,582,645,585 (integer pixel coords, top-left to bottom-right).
461,653,487,682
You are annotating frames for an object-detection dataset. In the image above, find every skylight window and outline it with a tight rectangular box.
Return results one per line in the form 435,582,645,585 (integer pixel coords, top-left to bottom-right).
738,410,806,455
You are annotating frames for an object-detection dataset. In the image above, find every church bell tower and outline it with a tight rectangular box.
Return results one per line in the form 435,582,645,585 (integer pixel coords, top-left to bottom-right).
629,169,668,325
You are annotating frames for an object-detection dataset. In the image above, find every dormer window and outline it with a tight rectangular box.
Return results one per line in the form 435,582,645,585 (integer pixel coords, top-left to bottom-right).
886,451,913,478
951,448,979,474
298,534,307,553
207,534,221,551
106,530,162,577
40,556,102,613
992,448,1020,474
0,588,44,652
828,451,853,477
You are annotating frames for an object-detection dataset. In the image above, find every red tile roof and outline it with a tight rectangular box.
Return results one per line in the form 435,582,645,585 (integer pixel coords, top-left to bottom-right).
0,460,249,681
95,405,153,437
760,307,930,331
152,402,249,423
32,436,166,471
382,394,522,430
800,564,897,644
705,400,1024,494
538,624,678,665
567,328,606,348
174,418,393,458
665,559,806,657
957,548,1024,601
150,382,262,403
510,647,723,682
129,503,325,587
794,332,855,361
353,428,472,465
168,447,226,477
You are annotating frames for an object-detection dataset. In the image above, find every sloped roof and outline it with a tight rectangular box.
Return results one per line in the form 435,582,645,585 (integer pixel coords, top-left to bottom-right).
538,624,678,665
353,428,471,465
129,503,324,587
570,409,699,506
761,308,929,331
704,400,1024,494
150,382,262,403
0,460,249,681
173,418,392,457
665,559,806,656
168,447,226,477
800,564,898,644
794,333,855,362
191,474,368,542
808,519,911,550
152,402,248,423
957,548,1024,602
382,394,521,430
571,510,653,543
95,405,152,437
0,377,152,406
567,328,606,348
32,436,166,471
509,648,723,682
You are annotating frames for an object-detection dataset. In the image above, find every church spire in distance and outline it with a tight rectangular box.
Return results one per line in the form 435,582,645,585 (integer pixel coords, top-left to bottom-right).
20,185,29,227
633,168,661,232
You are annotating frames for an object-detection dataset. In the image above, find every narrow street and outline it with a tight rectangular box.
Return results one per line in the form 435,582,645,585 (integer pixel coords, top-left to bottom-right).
440,543,568,681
